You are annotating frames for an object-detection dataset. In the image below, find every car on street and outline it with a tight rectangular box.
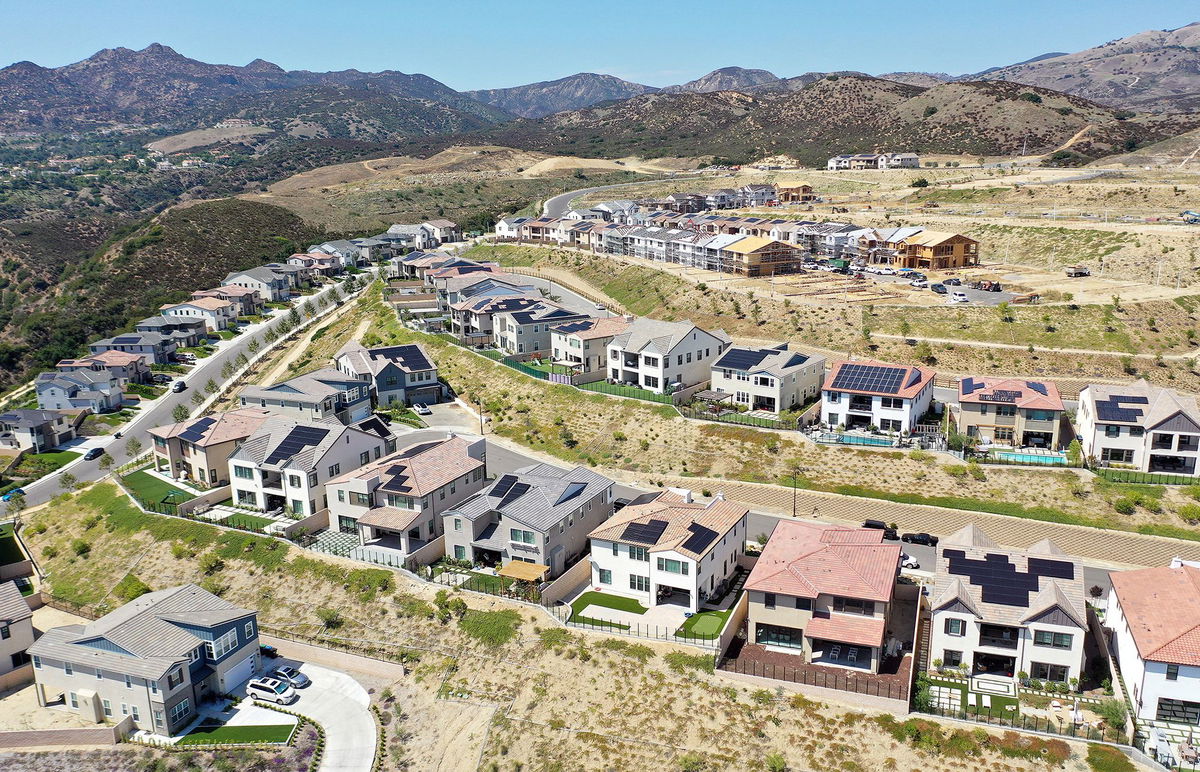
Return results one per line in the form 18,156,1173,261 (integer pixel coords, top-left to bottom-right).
910,279,929,288
83,448,105,461
863,519,899,540
900,553,920,570
412,403,432,416
943,277,962,286
950,291,969,304
270,666,312,689
172,380,187,393
1,488,25,501
930,283,948,294
901,532,939,546
247,677,298,705
876,267,897,275
152,374,173,384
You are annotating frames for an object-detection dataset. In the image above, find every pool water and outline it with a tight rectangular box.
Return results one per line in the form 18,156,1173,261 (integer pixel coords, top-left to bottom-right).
815,433,895,447
992,452,1066,465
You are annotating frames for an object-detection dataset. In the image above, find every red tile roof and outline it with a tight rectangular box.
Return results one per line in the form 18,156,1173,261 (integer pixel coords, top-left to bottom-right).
1110,563,1200,666
822,359,934,399
745,521,900,602
958,376,1064,411
806,613,887,648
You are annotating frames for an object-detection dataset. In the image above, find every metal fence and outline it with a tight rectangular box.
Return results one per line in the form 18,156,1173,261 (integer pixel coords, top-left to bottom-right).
719,656,908,701
576,380,673,404
915,703,1129,744
544,603,721,649
1095,468,1200,486
418,565,545,604
1133,733,1200,771
973,453,1081,469
677,405,798,431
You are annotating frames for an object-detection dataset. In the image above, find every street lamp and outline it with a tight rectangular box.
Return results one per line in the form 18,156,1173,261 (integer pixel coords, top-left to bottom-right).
789,463,808,519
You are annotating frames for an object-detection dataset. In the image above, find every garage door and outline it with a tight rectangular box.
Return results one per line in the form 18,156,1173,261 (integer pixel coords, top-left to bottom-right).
220,651,258,691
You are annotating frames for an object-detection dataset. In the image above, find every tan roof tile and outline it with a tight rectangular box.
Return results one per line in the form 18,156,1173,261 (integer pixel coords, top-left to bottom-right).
1111,563,1200,666
745,521,900,602
588,492,747,560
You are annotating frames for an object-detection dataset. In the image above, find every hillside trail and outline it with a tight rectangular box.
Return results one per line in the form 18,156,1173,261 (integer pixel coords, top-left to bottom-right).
257,308,371,385
1052,124,1095,153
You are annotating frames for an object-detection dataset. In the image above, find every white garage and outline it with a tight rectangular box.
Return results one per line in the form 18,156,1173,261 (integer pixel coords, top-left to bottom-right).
219,651,259,691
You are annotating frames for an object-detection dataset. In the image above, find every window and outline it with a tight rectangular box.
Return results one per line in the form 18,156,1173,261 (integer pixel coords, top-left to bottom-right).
131,706,141,722
755,623,803,649
167,669,184,689
796,597,812,611
64,662,72,676
833,597,873,615
150,680,158,695
386,494,414,509
879,419,901,432
1031,662,1069,683
244,620,255,639
96,667,103,680
32,655,40,670
764,592,776,609
995,405,1017,417
207,629,238,660
656,557,688,575
628,545,648,561
612,542,619,556
453,545,466,560
290,499,304,515
1033,630,1073,649
629,575,649,592
154,710,164,729
454,518,462,531
944,618,965,636
69,692,78,709
351,492,371,506
234,465,255,480
288,474,301,488
827,392,840,403
337,489,346,503
0,625,8,640
1101,448,1134,464
880,397,903,409
121,703,128,716
124,675,131,688
943,650,963,667
1129,426,1145,438
103,699,112,717
509,529,536,545
1104,425,1121,438
994,427,1014,441
359,451,370,465
598,569,612,585
1167,664,1180,681
188,648,201,663
169,699,191,724
328,463,341,477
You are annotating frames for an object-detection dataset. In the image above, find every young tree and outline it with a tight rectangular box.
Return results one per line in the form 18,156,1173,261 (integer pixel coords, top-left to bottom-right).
302,300,316,319
4,492,26,522
287,308,301,328
247,336,260,354
98,454,114,472
125,436,143,458
59,472,77,491
220,360,234,380
234,352,249,368
172,403,190,423
191,392,205,407
204,378,218,395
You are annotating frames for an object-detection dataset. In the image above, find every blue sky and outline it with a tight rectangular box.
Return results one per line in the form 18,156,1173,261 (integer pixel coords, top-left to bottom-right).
1,0,1194,91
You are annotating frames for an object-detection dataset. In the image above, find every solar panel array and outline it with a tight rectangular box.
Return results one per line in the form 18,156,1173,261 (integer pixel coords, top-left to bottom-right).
1025,381,1048,396
178,416,216,442
491,474,517,499
112,336,141,344
264,426,330,466
498,482,531,509
555,482,587,506
960,377,984,395
554,321,593,334
980,390,1022,403
681,523,718,554
380,470,412,493
715,348,770,371
830,363,907,394
944,549,1074,607
621,519,669,545
1095,394,1149,422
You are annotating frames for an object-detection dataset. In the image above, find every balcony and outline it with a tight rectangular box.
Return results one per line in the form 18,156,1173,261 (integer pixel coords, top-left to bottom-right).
979,624,1019,650
847,398,873,413
622,354,640,368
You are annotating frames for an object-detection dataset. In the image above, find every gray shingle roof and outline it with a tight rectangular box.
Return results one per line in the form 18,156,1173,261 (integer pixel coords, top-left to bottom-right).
229,415,348,470
239,367,368,406
610,318,730,356
448,463,612,532
0,581,32,624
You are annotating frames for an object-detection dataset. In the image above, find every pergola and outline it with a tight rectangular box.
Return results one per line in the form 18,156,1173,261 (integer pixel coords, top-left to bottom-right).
497,561,549,583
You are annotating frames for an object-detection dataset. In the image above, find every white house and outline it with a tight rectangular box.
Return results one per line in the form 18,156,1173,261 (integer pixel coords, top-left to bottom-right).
821,359,935,432
159,298,238,332
0,581,34,676
550,317,631,375
929,525,1087,686
495,217,532,238
492,301,591,356
1077,380,1200,475
1107,558,1200,724
587,489,747,613
709,343,825,415
222,267,291,302
606,318,731,394
333,341,442,407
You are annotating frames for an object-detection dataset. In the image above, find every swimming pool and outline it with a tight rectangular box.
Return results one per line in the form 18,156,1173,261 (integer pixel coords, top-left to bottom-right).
814,433,895,447
992,451,1066,466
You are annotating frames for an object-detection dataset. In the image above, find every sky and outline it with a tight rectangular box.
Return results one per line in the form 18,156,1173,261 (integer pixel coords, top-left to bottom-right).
1,0,1195,91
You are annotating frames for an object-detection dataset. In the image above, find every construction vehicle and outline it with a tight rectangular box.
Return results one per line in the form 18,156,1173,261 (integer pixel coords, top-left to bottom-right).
1064,265,1091,277
1183,210,1200,224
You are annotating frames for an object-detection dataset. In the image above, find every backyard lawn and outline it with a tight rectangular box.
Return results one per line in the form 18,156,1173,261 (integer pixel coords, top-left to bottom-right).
0,523,25,565
10,450,80,479
675,608,731,640
177,722,295,746
122,469,191,506
577,380,672,404
526,360,573,376
221,513,276,532
929,677,1020,716
570,591,647,629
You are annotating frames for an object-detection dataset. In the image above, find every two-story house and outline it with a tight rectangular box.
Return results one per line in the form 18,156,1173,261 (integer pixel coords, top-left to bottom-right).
492,301,591,357
149,408,274,488
550,317,632,374
607,318,732,395
444,464,615,578
159,297,238,332
1107,558,1200,724
710,343,826,415
222,267,292,303
135,316,210,349
0,409,78,453
423,219,461,243
57,350,151,386
191,285,264,317
930,525,1086,685
1077,380,1200,475
822,359,935,432
35,370,123,414
333,341,442,407
0,580,34,676
449,295,542,347
28,584,260,736
326,435,486,558
587,489,747,612
88,331,177,366
227,415,394,517
238,368,373,426
956,377,1065,449
744,521,901,672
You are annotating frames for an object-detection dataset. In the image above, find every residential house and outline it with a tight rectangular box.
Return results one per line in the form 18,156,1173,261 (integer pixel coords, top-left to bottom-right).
590,200,639,223
717,236,803,277
607,318,732,394
437,273,537,312
956,377,1065,449
57,350,150,385
710,344,825,414
587,489,747,612
222,267,291,303
149,408,274,488
159,298,238,333
29,584,260,736
822,359,935,432
704,189,738,209
238,367,373,426
261,263,309,290
492,301,592,356
737,184,776,207
444,464,615,578
867,229,979,270
929,525,1086,684
190,285,264,317
134,316,209,349
0,409,78,453
333,341,442,407
423,219,461,243
777,185,817,203
745,521,901,672
385,223,439,251
495,217,532,238
326,435,486,557
309,239,364,268
35,370,123,414
1077,380,1200,474
227,415,394,517
0,581,33,675
1107,558,1200,724
550,316,632,374
880,153,921,169
449,295,542,346
88,332,177,366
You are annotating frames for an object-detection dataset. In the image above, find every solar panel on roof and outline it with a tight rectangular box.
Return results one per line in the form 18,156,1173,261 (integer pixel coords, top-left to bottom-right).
112,336,141,344
945,549,1074,607
715,348,770,371
555,482,587,506
491,474,517,499
961,377,983,395
621,519,669,545
265,426,330,466
498,482,530,509
380,473,412,493
1026,381,1048,396
1095,395,1147,422
178,416,216,442
829,363,907,394
681,523,718,554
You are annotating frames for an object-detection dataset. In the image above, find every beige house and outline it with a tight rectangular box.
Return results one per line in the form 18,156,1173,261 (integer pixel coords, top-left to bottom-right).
956,377,1065,449
744,521,901,673
550,316,631,374
149,408,273,488
0,581,34,676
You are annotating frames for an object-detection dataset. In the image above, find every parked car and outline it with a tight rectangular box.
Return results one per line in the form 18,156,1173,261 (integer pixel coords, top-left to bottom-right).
910,279,929,288
412,403,432,416
270,666,312,689
1,488,25,502
901,532,939,546
171,380,187,393
259,644,279,659
909,272,928,281
247,677,298,705
863,519,899,540
876,267,897,276
943,277,962,286
950,291,969,304
930,283,948,294
152,374,173,384
83,448,105,461
900,553,920,570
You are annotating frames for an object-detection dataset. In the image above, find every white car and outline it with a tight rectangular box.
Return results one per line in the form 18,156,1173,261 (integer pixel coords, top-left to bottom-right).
950,291,969,303
900,553,920,570
909,279,929,288
876,267,896,276
247,677,298,705
412,403,432,416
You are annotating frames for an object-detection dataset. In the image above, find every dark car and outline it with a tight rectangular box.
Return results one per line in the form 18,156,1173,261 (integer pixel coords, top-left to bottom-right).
83,448,105,461
171,380,187,393
901,532,939,546
930,283,948,294
943,277,962,286
863,519,899,540
152,374,173,384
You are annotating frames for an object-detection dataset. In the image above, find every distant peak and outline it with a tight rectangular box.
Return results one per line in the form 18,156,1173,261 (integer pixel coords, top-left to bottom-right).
141,43,181,56
245,58,285,73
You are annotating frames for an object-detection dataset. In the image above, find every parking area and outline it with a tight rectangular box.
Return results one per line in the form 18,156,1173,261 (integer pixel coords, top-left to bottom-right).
869,273,1015,305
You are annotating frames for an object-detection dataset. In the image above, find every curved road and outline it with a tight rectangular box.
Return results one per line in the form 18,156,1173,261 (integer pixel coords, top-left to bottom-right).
542,175,707,218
